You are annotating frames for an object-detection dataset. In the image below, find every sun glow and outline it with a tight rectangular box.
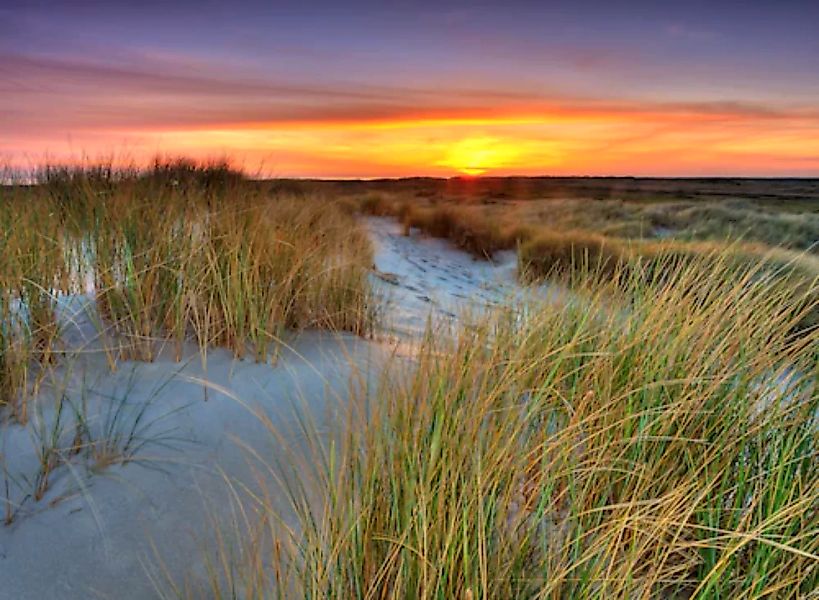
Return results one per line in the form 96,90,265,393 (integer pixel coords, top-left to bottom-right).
438,137,519,175
5,109,818,178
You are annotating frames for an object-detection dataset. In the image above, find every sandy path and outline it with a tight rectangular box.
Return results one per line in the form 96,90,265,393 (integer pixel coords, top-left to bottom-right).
366,217,521,340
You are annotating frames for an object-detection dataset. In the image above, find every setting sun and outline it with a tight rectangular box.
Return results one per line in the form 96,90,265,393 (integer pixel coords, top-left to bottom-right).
438,137,519,175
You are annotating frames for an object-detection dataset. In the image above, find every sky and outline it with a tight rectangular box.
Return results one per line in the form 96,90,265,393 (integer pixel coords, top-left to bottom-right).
2,0,818,177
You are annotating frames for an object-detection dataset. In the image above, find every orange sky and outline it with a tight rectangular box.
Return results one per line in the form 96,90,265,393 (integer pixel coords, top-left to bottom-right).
3,1,819,177
11,104,816,178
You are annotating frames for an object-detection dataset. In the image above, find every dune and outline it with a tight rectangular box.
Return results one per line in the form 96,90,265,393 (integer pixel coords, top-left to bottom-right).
0,216,531,598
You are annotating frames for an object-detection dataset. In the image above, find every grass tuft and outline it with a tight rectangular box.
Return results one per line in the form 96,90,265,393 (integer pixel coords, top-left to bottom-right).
0,160,376,414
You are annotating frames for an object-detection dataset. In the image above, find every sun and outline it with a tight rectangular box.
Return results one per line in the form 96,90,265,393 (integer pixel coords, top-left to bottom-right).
438,137,518,175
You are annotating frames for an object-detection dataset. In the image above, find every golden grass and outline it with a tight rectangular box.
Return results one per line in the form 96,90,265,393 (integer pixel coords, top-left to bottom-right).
519,229,625,279
198,252,819,599
4,168,817,595
352,191,819,331
0,161,376,419
341,178,819,252
400,204,515,257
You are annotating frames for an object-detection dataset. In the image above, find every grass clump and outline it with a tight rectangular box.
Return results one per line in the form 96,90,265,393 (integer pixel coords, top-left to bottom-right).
519,229,626,280
211,252,818,598
401,203,516,257
0,159,376,414
358,192,397,217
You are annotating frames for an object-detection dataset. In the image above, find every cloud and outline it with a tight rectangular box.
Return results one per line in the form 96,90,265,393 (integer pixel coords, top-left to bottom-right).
5,51,817,136
0,53,398,100
3,46,819,177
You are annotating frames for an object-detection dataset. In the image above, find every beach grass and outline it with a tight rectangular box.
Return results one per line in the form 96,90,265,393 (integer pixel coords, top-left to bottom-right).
0,160,376,419
3,165,818,596
355,190,819,333
201,251,818,598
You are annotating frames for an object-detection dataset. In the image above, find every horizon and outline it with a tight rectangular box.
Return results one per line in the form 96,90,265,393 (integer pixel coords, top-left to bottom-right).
3,0,818,178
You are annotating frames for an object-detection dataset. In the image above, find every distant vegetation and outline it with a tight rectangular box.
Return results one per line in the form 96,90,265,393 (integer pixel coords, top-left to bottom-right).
347,179,819,331
343,176,819,253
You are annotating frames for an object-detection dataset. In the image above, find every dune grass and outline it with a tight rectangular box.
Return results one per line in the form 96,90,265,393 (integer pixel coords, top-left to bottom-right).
197,252,818,599
357,191,818,265
0,160,376,419
346,178,819,253
518,229,625,280
356,192,819,332
4,168,817,594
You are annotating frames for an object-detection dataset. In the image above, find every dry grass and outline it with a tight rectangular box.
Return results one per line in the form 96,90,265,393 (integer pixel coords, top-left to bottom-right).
349,180,819,258
195,252,819,598
519,229,626,279
400,204,516,257
337,176,819,252
0,160,376,419
5,168,818,595
351,189,819,330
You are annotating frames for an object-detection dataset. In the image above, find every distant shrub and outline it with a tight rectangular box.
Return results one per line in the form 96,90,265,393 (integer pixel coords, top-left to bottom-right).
358,192,394,216
519,230,626,279
402,204,514,257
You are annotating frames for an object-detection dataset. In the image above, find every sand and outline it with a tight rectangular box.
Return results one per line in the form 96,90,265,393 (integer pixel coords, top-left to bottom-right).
366,216,524,338
0,217,531,599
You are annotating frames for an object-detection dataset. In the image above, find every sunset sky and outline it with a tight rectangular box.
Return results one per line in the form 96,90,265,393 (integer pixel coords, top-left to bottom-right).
2,0,818,177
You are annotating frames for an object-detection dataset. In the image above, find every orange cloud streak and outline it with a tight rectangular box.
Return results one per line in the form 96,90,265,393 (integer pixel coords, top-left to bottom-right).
4,103,818,177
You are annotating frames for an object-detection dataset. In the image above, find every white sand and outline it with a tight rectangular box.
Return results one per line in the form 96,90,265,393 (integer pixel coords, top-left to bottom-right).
0,333,385,599
366,216,522,339
0,217,534,599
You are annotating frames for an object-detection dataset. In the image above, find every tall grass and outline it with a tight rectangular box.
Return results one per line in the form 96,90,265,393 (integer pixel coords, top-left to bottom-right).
0,196,66,420
204,253,818,598
400,204,515,257
1,362,189,523
0,160,376,417
519,229,625,279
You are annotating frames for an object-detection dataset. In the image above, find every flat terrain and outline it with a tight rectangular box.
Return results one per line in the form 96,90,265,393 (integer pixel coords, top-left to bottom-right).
317,176,819,207
316,176,819,252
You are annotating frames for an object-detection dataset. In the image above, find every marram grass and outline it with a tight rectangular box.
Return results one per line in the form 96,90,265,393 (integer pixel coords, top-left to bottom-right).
0,161,376,419
200,253,818,599
356,192,819,332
